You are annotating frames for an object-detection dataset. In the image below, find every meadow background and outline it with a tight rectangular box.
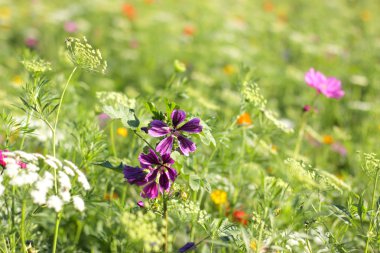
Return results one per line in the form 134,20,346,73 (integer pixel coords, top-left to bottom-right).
1,0,380,252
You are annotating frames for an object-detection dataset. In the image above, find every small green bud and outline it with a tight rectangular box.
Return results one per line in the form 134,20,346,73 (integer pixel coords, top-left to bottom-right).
174,59,186,73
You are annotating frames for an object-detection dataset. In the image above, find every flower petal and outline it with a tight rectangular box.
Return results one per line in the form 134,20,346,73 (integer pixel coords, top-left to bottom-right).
156,136,174,155
171,110,186,128
167,168,178,181
123,166,147,186
179,242,196,253
161,153,175,165
178,118,202,133
141,181,158,199
139,149,160,168
148,120,170,137
159,173,170,192
146,168,159,182
177,135,196,156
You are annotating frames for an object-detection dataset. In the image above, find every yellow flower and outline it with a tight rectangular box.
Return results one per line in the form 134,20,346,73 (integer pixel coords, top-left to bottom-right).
322,135,334,145
223,64,235,75
237,112,252,126
12,75,23,86
360,10,371,22
0,7,11,20
210,189,227,205
250,241,257,250
117,127,128,137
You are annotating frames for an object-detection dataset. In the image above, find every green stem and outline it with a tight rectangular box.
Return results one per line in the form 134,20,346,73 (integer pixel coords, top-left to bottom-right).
20,200,26,253
365,169,379,253
11,187,15,253
163,194,169,253
110,121,117,157
52,212,62,253
133,130,156,151
293,93,319,159
52,66,77,157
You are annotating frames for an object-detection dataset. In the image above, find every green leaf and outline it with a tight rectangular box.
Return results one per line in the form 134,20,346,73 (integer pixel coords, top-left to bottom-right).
199,120,216,147
189,174,201,191
94,161,124,174
121,109,140,129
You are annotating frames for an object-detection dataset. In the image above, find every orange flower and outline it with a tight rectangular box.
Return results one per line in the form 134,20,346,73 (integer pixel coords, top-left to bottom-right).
322,135,334,145
237,112,252,125
263,1,274,12
183,25,195,36
122,3,136,20
232,210,249,225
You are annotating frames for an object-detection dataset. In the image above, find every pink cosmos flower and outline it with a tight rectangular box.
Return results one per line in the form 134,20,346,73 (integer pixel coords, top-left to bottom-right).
304,68,344,99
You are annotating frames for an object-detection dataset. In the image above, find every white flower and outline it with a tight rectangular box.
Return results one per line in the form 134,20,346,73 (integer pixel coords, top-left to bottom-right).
47,195,63,212
58,171,71,189
72,196,85,212
35,172,54,192
77,173,90,190
45,159,58,170
14,151,38,162
46,155,63,167
5,164,19,178
31,190,47,205
0,184,4,196
60,189,71,203
62,166,75,176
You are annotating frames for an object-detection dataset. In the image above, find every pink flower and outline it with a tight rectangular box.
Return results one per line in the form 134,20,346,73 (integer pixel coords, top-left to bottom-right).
25,37,38,48
64,21,78,33
305,68,344,99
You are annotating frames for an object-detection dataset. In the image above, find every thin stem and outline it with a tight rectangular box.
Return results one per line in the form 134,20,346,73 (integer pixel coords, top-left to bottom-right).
52,66,77,157
52,212,62,253
163,194,169,253
20,200,26,253
293,93,319,159
10,187,15,253
109,121,117,157
133,130,156,151
365,169,379,253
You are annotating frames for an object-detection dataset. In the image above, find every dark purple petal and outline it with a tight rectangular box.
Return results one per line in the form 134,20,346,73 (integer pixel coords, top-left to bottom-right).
178,118,202,133
141,181,159,199
123,166,147,186
156,136,174,155
148,120,171,137
161,153,175,165
171,110,186,128
177,135,196,156
146,168,159,182
139,149,160,168
159,173,170,192
178,242,196,253
167,168,178,181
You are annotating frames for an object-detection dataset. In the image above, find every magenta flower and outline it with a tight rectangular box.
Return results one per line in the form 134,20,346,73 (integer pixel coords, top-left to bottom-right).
148,110,202,156
305,68,344,99
25,37,38,48
123,149,177,199
0,150,6,168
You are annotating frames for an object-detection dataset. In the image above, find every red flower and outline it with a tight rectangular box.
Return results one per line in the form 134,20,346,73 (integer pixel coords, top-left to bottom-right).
183,25,195,36
232,210,250,225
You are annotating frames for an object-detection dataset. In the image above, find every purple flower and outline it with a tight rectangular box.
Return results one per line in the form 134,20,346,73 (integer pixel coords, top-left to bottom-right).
305,68,344,99
123,149,178,199
178,242,196,252
148,110,202,156
25,37,38,48
137,200,145,208
98,113,110,129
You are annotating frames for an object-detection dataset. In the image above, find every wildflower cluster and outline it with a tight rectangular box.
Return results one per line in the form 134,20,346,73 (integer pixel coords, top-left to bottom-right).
123,109,203,199
122,209,171,252
65,36,107,74
21,57,52,75
0,150,90,212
